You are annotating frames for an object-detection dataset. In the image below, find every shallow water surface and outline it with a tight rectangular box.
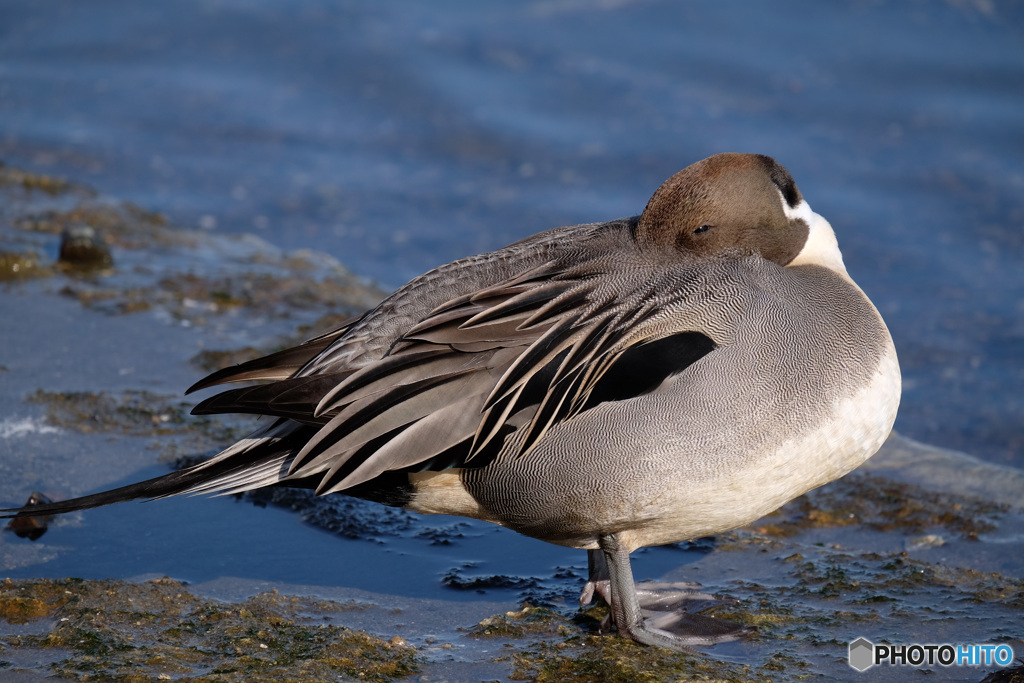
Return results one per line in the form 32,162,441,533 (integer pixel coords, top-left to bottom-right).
1,2,1023,680
1,0,1022,465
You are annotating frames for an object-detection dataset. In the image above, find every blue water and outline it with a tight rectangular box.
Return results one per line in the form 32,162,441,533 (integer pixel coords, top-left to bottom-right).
1,2,1021,463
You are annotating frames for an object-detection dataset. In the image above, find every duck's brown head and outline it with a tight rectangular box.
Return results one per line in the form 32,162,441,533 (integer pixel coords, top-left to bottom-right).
635,153,821,268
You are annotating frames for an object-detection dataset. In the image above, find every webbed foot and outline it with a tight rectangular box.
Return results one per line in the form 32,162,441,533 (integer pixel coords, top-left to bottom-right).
583,535,754,650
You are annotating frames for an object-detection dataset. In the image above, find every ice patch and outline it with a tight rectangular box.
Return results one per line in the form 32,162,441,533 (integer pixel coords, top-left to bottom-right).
0,417,61,439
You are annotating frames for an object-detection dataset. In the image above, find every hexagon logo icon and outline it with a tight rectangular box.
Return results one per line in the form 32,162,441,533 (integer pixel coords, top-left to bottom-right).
849,637,875,671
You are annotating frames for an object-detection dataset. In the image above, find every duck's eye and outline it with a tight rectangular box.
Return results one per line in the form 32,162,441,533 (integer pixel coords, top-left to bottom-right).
693,224,711,235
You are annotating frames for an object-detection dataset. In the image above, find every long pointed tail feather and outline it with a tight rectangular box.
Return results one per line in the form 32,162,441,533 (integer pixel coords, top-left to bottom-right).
1,421,315,520
2,467,236,519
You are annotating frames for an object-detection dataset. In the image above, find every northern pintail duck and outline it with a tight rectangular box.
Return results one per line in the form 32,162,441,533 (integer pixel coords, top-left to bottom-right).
4,153,901,651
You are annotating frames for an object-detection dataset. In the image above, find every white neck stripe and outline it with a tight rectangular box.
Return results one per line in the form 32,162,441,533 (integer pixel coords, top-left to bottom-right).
783,197,851,281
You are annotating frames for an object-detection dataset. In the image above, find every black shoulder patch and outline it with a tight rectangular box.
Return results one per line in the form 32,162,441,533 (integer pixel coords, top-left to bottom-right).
582,331,717,409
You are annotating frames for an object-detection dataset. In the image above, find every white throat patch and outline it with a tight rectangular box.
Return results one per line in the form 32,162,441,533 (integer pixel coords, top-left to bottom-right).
782,196,850,279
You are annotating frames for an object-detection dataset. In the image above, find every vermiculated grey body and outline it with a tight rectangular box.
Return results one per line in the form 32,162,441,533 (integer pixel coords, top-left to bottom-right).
462,247,893,550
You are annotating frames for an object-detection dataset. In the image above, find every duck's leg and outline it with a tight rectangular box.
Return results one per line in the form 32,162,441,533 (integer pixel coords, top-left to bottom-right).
597,533,750,650
580,544,728,634
580,549,615,633
579,549,613,607
581,549,720,612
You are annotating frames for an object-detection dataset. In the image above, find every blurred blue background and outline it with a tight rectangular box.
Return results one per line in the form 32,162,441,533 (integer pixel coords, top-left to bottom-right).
2,0,1022,466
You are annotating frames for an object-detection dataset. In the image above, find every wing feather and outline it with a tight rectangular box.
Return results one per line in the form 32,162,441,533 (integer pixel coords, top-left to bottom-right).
287,252,730,484
292,368,486,474
186,318,359,394
317,394,489,493
168,222,745,502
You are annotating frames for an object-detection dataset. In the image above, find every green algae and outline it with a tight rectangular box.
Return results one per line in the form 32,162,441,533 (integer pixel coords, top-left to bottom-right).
755,472,1004,540
27,390,193,438
0,578,418,681
14,202,173,250
24,389,245,464
1,159,382,328
981,662,1024,682
53,262,377,323
0,249,53,282
467,604,566,640
510,641,788,683
0,163,82,197
154,268,376,317
465,603,786,682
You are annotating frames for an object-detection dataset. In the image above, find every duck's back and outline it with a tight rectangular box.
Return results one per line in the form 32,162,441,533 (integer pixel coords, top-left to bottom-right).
302,219,629,374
